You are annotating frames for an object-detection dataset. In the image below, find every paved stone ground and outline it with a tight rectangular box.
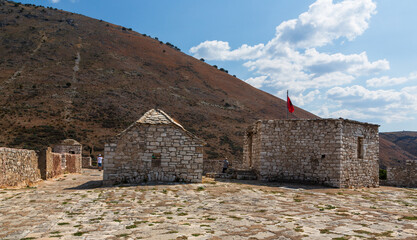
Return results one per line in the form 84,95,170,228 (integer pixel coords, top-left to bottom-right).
0,169,416,240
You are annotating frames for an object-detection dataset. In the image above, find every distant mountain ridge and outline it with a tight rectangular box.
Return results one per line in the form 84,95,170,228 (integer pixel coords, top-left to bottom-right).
0,1,316,165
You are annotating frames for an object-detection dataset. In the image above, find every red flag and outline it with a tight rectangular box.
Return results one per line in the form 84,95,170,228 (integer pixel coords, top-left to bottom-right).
287,96,295,113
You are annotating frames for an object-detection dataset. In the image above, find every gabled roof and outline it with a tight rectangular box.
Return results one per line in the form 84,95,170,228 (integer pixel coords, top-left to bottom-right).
113,109,205,145
136,109,186,131
57,139,82,146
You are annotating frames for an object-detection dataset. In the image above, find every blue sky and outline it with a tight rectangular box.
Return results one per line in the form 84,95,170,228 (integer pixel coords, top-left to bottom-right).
17,0,417,132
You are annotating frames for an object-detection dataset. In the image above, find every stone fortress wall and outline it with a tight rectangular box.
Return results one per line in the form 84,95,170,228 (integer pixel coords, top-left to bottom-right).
386,159,417,187
244,119,379,188
0,147,41,188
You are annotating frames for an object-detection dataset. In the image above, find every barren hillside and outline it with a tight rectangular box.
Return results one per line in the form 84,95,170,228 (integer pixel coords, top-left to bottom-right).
0,1,316,165
379,132,417,168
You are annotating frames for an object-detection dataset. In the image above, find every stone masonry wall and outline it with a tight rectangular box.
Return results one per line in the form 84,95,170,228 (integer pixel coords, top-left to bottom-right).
251,120,343,187
64,154,82,174
38,148,72,179
104,124,204,184
38,147,60,180
0,147,41,187
53,144,82,155
243,122,262,172
386,160,417,187
51,153,63,177
82,157,92,168
340,122,379,188
244,119,379,188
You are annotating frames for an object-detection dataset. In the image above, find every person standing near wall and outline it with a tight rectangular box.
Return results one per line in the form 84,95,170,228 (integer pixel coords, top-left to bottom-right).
97,154,103,171
222,157,229,173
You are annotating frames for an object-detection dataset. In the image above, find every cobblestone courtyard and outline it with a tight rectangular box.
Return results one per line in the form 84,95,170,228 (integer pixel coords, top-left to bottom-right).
0,169,416,240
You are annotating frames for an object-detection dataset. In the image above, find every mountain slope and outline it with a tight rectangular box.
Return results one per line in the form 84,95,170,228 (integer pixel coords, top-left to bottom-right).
379,132,417,168
0,1,317,165
379,136,416,168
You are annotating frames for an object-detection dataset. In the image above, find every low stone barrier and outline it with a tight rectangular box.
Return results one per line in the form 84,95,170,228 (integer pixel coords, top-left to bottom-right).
0,147,41,187
386,160,417,188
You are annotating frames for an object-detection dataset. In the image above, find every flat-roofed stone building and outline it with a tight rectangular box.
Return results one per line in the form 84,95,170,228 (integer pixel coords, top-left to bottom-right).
243,119,379,188
103,109,204,185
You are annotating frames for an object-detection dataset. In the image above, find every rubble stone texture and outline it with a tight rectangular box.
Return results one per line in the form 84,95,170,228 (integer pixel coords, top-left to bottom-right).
38,147,63,180
82,157,92,168
0,147,41,187
244,119,379,188
64,154,82,173
387,159,417,187
53,139,82,169
104,109,204,185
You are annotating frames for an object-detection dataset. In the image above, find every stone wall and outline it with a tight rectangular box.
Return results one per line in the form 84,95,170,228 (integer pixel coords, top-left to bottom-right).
53,144,82,155
386,160,417,187
38,148,79,179
82,157,92,168
64,154,82,173
203,159,224,174
339,121,379,188
244,119,379,188
38,148,63,180
104,124,204,184
0,147,41,187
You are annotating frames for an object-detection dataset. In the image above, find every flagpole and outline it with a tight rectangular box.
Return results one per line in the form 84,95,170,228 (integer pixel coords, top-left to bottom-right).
287,90,288,120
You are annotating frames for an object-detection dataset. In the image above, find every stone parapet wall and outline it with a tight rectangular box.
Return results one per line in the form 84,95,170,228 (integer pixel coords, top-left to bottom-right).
244,119,379,188
104,124,203,185
386,160,417,187
0,147,41,187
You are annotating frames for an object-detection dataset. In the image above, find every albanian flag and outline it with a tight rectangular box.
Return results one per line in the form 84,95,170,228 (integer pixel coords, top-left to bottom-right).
287,96,295,113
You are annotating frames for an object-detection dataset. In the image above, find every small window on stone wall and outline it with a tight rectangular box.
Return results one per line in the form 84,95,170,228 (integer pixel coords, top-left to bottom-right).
152,153,161,167
357,137,364,159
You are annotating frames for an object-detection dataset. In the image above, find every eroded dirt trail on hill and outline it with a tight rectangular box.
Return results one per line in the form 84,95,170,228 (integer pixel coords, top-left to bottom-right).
0,170,416,239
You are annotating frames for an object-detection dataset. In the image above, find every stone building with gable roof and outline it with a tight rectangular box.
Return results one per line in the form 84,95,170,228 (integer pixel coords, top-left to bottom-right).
103,109,205,185
244,118,379,188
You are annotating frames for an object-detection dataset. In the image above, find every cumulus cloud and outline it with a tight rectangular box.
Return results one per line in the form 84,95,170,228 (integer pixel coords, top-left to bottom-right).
189,40,264,61
190,0,384,94
274,0,376,48
189,0,416,125
366,72,417,87
245,76,268,88
325,85,417,122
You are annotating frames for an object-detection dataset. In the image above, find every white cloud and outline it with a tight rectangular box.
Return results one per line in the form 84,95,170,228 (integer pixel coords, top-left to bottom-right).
189,0,417,126
245,76,267,88
325,85,417,122
366,76,408,87
190,0,385,94
189,40,263,61
274,0,376,48
366,72,417,87
51,0,60,3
